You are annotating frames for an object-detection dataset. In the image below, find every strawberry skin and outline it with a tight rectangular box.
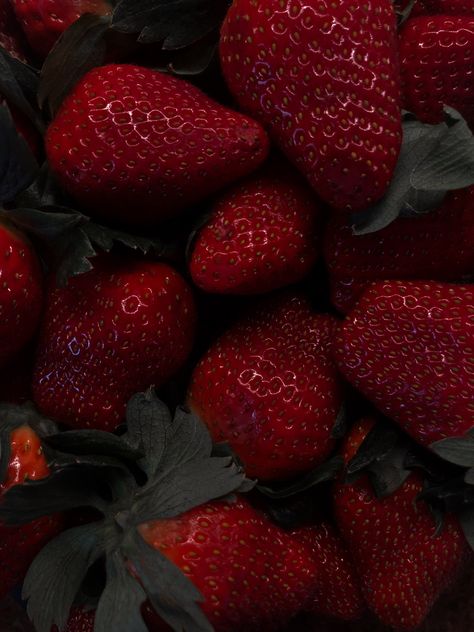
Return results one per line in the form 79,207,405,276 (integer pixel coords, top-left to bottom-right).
189,166,322,294
220,0,402,212
32,256,196,431
335,281,474,448
188,294,343,480
291,522,366,621
0,0,28,61
334,418,469,630
46,64,269,227
140,498,319,632
400,16,474,127
11,0,111,58
0,425,61,598
325,186,474,312
0,224,43,367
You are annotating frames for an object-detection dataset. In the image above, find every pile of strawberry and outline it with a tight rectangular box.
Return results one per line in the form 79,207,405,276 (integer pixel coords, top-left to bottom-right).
0,0,472,631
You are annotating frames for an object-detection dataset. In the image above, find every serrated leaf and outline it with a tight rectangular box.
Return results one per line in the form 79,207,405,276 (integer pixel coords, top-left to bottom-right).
23,523,106,632
0,49,43,131
123,529,212,632
368,443,411,498
2,207,86,240
331,401,348,439
459,506,474,551
15,163,69,208
159,406,213,472
55,226,97,286
431,436,474,467
39,14,111,119
45,429,143,461
83,222,162,256
347,422,399,475
94,551,148,632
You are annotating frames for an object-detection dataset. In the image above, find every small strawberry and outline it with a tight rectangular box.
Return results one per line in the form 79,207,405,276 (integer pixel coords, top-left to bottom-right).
10,0,112,58
399,16,474,127
291,521,366,621
46,64,269,227
0,223,43,368
333,418,469,630
325,186,474,312
220,0,402,212
189,164,322,295
335,281,474,449
188,294,343,481
32,255,196,431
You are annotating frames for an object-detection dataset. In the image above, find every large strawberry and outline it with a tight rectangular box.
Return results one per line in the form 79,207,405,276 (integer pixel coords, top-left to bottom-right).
325,186,474,312
0,0,28,60
188,294,343,481
46,64,269,227
32,255,196,431
335,281,474,448
399,16,474,127
189,163,323,295
10,0,111,58
220,0,402,212
333,417,469,630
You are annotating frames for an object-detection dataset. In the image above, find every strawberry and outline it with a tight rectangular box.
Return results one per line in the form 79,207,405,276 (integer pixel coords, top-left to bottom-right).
399,16,474,127
188,294,343,481
46,64,269,227
401,0,474,15
10,0,112,58
189,164,323,295
291,521,366,621
0,0,28,61
32,255,196,431
0,420,61,599
324,186,474,312
333,418,469,630
52,608,94,632
0,223,43,368
335,281,474,449
220,0,402,213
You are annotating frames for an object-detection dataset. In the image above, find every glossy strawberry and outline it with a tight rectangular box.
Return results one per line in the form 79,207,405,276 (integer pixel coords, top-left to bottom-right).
188,294,343,480
325,187,474,312
399,16,474,127
11,0,111,58
334,418,469,630
404,0,474,15
0,224,42,367
0,423,61,598
335,281,474,448
52,608,94,632
291,521,366,621
46,64,269,227
220,0,402,212
189,165,322,295
32,256,196,431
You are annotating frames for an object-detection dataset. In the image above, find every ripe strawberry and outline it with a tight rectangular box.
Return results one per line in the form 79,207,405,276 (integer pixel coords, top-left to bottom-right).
333,418,469,630
291,521,366,621
0,0,28,61
325,186,474,312
335,281,474,448
0,422,61,598
220,0,402,212
10,0,112,58
399,16,474,127
189,164,323,295
0,223,43,367
401,0,474,15
53,608,94,632
188,294,343,480
46,64,269,227
32,255,196,431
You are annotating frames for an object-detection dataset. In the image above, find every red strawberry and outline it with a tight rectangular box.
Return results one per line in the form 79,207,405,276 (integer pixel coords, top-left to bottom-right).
32,255,196,431
0,0,28,60
220,0,402,212
188,294,343,480
335,281,474,448
399,16,474,127
333,418,469,630
0,223,42,367
0,422,61,598
404,0,474,15
291,521,366,621
325,186,474,312
46,64,269,227
53,608,94,632
189,164,323,295
11,0,112,58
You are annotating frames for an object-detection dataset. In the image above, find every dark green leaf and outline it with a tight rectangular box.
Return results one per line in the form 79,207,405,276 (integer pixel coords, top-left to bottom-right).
368,443,411,498
159,406,213,472
39,14,111,119
459,506,474,551
45,430,143,461
347,422,399,475
2,207,86,240
55,227,98,286
331,401,348,439
83,222,161,256
465,467,474,485
15,163,68,208
23,523,106,632
431,436,474,467
0,401,58,437
166,38,217,76
0,49,43,131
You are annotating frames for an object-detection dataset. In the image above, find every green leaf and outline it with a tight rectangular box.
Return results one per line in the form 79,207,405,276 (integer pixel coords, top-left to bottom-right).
368,443,411,498
465,467,474,485
431,435,474,467
159,406,213,472
459,506,474,551
0,49,43,131
23,523,106,632
39,14,111,119
3,207,86,240
347,422,399,475
83,222,162,256
45,429,144,461
55,226,98,286
331,401,348,439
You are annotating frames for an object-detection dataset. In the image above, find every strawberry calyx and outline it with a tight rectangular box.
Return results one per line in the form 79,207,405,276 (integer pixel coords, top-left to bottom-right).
0,388,252,632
